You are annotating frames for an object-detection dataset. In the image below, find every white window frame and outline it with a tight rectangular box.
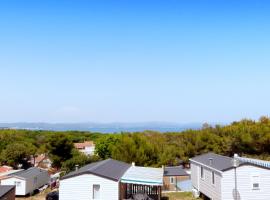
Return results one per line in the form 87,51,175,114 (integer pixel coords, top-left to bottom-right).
93,184,100,199
170,177,175,184
251,174,260,190
200,166,204,179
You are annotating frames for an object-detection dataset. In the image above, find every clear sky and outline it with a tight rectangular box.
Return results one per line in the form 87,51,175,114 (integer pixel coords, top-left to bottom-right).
0,0,270,123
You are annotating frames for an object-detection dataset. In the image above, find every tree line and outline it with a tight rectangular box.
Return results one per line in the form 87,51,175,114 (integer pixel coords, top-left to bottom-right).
1,116,270,172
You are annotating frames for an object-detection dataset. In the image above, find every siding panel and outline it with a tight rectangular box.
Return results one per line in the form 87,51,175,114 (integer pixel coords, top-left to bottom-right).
191,163,199,189
222,165,270,200
59,174,119,200
198,167,222,200
191,163,222,200
25,170,49,195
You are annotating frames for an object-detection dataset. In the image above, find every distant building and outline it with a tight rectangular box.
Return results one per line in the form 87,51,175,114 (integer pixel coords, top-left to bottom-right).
1,167,49,196
31,154,52,170
163,166,190,191
74,141,95,156
190,152,270,200
0,185,15,200
0,166,13,174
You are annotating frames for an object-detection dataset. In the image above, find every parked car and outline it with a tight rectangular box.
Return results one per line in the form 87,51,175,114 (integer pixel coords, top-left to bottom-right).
46,191,59,200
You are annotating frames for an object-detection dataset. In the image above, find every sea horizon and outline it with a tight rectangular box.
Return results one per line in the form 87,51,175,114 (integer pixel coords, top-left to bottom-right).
0,121,206,133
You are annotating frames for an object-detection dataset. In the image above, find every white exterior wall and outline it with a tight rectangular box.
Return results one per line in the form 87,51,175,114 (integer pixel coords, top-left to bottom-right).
199,167,222,200
80,146,95,155
191,162,222,200
192,162,270,200
25,170,50,195
222,165,270,200
1,177,26,195
59,174,119,200
191,163,199,189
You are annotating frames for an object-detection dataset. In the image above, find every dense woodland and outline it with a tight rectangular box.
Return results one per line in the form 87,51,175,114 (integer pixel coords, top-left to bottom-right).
1,116,270,173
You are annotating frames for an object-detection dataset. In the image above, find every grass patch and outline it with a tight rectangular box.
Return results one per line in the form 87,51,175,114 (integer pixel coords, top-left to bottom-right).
162,192,200,200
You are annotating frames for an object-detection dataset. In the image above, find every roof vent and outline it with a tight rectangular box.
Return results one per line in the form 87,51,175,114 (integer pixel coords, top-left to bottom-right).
75,164,79,171
234,153,239,158
209,158,213,165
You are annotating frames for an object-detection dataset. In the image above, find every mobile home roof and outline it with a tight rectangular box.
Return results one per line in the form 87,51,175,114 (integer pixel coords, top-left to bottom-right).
62,159,131,181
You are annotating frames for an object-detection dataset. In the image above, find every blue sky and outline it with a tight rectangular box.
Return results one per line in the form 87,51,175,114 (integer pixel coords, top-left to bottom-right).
0,0,270,123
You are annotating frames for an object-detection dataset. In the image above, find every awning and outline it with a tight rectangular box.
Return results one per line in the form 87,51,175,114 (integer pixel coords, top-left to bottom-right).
121,166,163,186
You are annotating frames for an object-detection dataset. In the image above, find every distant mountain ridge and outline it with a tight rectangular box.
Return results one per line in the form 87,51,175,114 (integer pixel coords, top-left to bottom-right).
0,122,203,133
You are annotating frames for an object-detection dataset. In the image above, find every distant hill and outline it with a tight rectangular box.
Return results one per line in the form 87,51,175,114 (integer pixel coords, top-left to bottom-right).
0,122,202,133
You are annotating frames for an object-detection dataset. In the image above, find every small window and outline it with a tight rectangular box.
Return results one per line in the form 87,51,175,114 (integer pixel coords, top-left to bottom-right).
170,177,175,184
14,181,21,187
34,177,38,184
252,175,260,190
200,167,204,179
212,171,215,185
253,183,259,189
93,184,100,199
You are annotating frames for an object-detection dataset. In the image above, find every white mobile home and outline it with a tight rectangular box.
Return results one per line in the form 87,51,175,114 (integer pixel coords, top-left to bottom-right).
60,159,131,200
60,159,164,200
190,153,270,200
0,167,49,196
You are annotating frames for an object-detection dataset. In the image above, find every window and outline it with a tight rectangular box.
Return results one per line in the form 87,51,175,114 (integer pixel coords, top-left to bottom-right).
14,181,21,187
252,175,260,190
170,177,175,184
200,167,204,179
212,171,215,185
253,183,259,189
93,184,100,199
34,177,38,184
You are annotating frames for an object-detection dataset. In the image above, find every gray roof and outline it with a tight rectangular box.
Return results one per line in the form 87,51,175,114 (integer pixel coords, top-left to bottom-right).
190,153,239,172
190,153,270,172
11,167,47,179
164,166,188,176
0,185,15,197
62,159,131,181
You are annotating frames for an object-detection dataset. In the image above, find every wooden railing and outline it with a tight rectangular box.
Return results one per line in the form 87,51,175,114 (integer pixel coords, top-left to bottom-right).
120,183,161,200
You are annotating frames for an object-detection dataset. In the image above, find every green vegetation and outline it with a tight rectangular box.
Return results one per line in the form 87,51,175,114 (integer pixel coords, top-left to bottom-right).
47,133,74,169
95,116,270,166
0,142,37,168
0,130,102,171
1,116,270,172
61,149,100,173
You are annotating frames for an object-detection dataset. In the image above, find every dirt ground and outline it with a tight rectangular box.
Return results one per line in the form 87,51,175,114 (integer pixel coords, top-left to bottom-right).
15,189,50,200
16,194,46,200
16,191,197,200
